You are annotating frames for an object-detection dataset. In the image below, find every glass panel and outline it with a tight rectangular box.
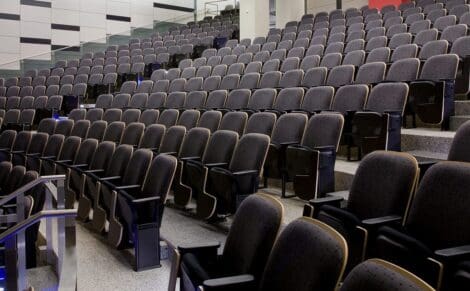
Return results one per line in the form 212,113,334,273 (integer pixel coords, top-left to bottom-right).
0,13,197,78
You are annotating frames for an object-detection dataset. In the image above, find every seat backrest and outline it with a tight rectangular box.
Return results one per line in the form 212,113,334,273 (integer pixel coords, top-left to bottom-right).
121,109,141,125
225,89,250,110
105,144,134,176
228,133,269,172
420,54,459,81
302,113,344,151
177,110,200,130
85,108,104,123
418,40,448,59
87,120,107,141
219,111,248,136
70,120,90,138
386,58,420,82
157,109,179,128
37,118,57,135
139,154,177,221
271,113,308,145
139,124,165,149
197,111,222,133
179,127,210,159
345,151,418,219
448,120,470,162
245,112,277,136
259,218,347,291
301,86,335,113
139,109,159,127
202,127,238,164
59,136,81,161
112,94,130,108
327,65,355,87
120,122,145,146
12,131,32,152
0,130,16,149
103,121,125,143
340,259,435,291
68,109,86,121
365,82,409,114
159,125,186,154
74,138,98,165
121,149,153,185
355,62,386,84
147,92,166,108
205,90,227,109
406,161,470,249
274,87,304,111
165,92,186,109
331,84,369,114
129,93,148,108
26,132,48,155
55,119,74,136
222,194,283,281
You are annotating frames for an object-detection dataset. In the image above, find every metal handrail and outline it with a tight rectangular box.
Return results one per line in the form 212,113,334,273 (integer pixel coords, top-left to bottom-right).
0,209,77,243
0,174,76,291
0,175,65,206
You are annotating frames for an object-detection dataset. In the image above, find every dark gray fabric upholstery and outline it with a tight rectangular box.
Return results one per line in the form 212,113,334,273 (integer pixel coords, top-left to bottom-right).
259,218,347,291
340,259,434,291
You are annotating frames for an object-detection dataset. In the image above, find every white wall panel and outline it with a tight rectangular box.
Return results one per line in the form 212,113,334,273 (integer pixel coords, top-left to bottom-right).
0,53,20,70
80,27,107,43
21,21,51,39
0,19,21,37
80,12,106,28
52,30,79,46
0,0,20,15
21,43,51,59
21,6,51,23
107,1,131,17
51,0,79,11
0,36,20,53
52,8,80,25
106,20,131,35
80,0,106,14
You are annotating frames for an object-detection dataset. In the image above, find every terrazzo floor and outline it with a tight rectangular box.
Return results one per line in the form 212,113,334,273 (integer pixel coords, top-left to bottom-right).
29,188,315,291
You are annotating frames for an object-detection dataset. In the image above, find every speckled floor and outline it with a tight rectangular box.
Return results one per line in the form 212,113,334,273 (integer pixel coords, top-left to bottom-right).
28,187,312,291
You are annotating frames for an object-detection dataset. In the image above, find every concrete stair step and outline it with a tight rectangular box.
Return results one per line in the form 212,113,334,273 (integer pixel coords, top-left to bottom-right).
406,150,448,160
455,100,470,115
27,265,57,290
450,115,470,131
401,128,455,154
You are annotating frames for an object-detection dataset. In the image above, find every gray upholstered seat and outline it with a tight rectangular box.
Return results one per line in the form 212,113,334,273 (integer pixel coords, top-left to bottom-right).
175,194,283,289
340,259,434,291
285,113,344,199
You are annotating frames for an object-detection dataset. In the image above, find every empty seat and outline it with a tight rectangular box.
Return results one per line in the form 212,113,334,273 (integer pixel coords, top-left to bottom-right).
300,86,335,114
203,133,270,216
174,194,283,288
340,259,435,291
263,113,308,196
285,113,344,200
409,54,459,128
197,110,222,133
177,110,200,130
375,161,470,289
157,109,179,128
355,62,386,84
352,82,408,158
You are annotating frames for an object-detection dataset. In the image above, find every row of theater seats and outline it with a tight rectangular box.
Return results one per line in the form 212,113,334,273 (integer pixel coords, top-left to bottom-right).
299,119,470,290
81,79,406,160
172,193,436,291
173,117,470,290
0,161,45,268
0,129,180,270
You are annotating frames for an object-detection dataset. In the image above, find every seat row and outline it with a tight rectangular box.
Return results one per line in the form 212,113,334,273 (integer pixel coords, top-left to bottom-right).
172,193,435,291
